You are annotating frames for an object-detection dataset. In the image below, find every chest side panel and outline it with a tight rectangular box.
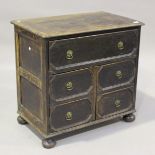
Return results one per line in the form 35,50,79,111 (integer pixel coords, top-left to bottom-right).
14,28,49,136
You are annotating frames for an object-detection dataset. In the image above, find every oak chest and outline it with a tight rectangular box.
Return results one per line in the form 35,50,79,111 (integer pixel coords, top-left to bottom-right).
11,11,144,148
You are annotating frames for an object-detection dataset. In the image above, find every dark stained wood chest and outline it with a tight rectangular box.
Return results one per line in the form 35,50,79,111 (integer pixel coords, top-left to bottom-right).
11,11,144,148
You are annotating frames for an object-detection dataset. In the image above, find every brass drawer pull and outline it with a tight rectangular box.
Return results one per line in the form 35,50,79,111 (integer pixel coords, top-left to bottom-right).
66,49,73,60
65,81,73,90
115,70,123,79
117,41,124,50
66,112,72,120
114,99,121,108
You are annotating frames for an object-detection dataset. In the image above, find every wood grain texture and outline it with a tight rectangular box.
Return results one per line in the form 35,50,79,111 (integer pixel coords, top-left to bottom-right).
11,11,144,38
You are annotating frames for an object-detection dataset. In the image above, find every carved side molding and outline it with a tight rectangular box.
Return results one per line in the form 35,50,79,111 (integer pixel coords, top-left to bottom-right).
19,67,42,89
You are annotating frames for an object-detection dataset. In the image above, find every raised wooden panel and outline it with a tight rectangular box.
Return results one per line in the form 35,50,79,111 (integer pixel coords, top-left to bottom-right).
19,35,41,78
20,77,42,119
97,60,135,91
49,68,93,102
50,99,92,131
49,29,138,72
96,87,134,119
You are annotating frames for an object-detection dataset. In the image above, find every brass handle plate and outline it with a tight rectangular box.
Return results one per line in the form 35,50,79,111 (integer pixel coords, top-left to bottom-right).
115,70,123,79
65,81,73,90
66,50,73,60
114,99,121,108
66,112,72,120
117,41,124,50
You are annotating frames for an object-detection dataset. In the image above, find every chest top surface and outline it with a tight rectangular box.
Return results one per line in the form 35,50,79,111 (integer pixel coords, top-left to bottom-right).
11,11,144,38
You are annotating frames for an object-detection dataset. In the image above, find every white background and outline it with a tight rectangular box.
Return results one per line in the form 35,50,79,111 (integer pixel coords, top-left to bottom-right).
0,0,155,154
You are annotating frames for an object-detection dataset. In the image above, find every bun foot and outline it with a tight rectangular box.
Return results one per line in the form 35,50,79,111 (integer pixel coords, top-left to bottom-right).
42,139,56,149
17,116,27,125
123,113,135,122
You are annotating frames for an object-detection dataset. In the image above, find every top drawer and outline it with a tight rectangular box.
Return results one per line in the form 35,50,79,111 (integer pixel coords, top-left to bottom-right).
49,29,139,72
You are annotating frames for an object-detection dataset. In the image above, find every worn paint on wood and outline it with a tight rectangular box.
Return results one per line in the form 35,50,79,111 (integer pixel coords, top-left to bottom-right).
11,11,144,38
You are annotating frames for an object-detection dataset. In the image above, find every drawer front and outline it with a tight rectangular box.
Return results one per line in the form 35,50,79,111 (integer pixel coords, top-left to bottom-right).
98,60,135,91
49,69,92,101
50,99,92,131
49,29,138,71
96,88,134,118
